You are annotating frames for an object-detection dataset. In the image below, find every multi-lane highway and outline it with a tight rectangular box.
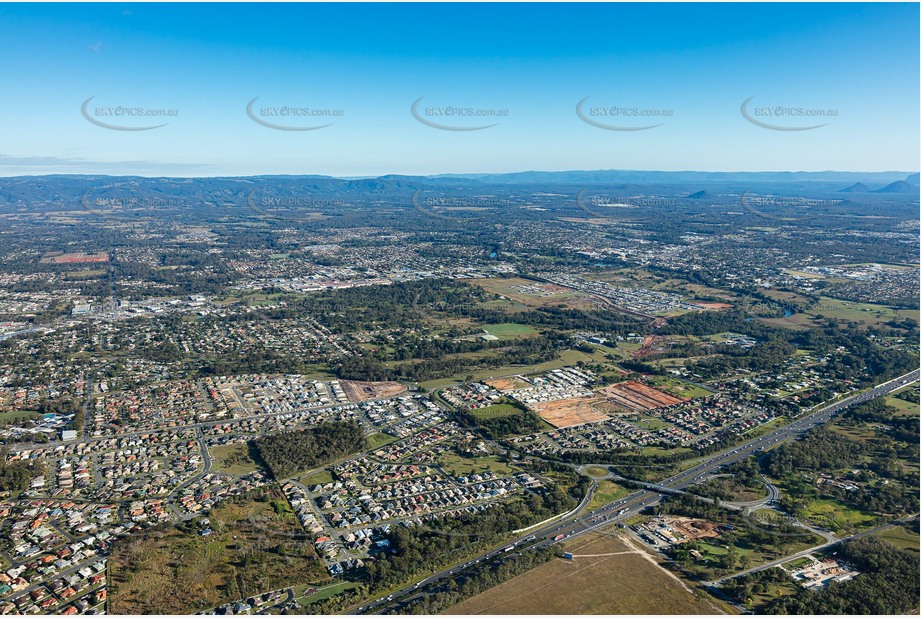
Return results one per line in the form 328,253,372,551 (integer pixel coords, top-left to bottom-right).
355,369,918,614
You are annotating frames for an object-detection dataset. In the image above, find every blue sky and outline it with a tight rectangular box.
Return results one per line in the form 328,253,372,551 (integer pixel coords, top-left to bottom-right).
0,2,918,176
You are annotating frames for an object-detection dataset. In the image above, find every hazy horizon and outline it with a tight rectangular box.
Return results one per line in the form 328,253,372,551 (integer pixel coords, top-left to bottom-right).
0,167,918,180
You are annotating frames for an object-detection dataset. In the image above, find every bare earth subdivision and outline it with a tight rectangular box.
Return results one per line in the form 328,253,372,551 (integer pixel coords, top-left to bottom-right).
341,380,407,402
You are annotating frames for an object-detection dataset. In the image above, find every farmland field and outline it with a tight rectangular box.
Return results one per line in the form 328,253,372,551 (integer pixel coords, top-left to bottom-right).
444,531,728,614
760,296,919,330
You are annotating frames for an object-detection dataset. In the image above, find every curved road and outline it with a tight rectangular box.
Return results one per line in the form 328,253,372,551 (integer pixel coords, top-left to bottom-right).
356,369,919,614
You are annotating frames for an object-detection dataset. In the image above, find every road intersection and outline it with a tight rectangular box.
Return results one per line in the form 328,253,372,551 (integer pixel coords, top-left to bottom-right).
356,369,919,614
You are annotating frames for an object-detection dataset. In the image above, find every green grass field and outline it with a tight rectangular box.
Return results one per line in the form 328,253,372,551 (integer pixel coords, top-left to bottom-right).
366,431,398,449
873,525,920,553
584,466,610,478
782,556,815,570
484,323,539,339
885,395,919,416
587,480,630,511
213,290,297,307
418,347,607,390
829,423,879,444
761,296,919,330
63,268,107,280
640,445,693,458
299,469,335,486
630,414,672,431
687,533,821,581
0,409,42,423
295,581,359,606
800,498,876,533
436,453,518,477
646,375,713,398
812,296,918,324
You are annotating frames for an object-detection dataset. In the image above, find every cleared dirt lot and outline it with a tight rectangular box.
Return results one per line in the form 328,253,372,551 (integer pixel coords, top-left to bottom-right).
341,380,406,402
445,531,728,615
532,396,609,428
601,381,684,412
484,377,532,391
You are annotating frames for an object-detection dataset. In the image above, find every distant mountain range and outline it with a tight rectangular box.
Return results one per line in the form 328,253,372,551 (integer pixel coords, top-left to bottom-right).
838,174,920,194
839,183,872,193
874,180,920,194
434,169,917,184
0,170,916,209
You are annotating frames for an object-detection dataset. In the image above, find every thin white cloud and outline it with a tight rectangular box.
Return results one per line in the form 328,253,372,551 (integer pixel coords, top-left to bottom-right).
0,154,214,176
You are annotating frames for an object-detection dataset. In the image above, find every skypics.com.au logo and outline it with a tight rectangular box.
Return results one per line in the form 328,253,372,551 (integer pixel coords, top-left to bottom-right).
741,97,837,131
246,189,346,221
411,97,508,131
81,97,178,131
81,185,184,219
576,97,672,131
246,97,343,131
740,191,843,222
575,189,674,220
411,190,508,222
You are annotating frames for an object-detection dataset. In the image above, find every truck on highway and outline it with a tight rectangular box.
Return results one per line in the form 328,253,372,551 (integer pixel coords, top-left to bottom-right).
503,544,515,552
554,534,565,541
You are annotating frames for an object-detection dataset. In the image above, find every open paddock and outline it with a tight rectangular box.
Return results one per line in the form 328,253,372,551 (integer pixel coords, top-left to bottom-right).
445,531,727,615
